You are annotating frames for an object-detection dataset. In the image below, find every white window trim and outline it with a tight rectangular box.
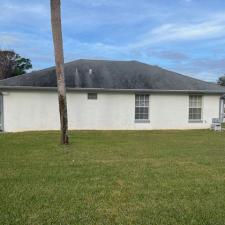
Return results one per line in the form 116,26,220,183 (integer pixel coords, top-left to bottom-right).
188,95,204,123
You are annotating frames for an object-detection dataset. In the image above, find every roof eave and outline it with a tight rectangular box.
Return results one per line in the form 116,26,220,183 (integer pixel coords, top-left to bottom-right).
0,86,225,94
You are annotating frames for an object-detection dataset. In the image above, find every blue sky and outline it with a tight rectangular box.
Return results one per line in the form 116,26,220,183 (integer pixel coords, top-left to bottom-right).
1,0,225,81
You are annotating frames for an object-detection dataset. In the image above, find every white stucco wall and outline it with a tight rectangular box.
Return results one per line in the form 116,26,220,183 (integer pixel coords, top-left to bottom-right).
1,90,221,132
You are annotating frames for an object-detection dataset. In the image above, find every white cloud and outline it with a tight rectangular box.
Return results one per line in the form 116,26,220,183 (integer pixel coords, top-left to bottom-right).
131,14,225,48
2,1,47,14
0,33,21,46
70,0,114,7
0,1,49,25
62,0,171,29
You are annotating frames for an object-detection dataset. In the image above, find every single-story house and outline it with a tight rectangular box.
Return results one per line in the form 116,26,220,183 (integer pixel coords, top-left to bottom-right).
0,59,225,132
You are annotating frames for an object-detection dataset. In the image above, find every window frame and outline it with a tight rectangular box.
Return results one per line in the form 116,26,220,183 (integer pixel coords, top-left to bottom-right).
135,94,150,123
188,95,203,123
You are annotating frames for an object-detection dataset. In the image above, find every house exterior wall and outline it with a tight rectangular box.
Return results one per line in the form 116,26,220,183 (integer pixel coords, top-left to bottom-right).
1,90,221,132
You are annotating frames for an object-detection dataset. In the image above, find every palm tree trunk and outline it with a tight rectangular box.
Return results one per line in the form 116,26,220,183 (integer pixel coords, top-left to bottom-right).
50,0,69,144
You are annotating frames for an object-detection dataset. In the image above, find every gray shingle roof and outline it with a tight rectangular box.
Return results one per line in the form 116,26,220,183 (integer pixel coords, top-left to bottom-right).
0,59,224,93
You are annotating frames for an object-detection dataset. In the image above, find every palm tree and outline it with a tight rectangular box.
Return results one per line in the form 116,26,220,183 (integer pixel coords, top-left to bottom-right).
50,0,69,144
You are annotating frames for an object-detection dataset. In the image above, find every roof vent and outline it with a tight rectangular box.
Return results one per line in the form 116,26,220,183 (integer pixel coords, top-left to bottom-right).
89,68,92,75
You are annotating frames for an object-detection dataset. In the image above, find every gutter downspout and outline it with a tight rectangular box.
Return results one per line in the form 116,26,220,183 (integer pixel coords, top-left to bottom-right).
219,95,225,123
0,93,3,132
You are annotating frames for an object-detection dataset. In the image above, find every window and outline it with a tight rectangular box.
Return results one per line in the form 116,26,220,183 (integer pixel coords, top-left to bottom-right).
135,94,149,121
88,93,97,100
189,95,202,121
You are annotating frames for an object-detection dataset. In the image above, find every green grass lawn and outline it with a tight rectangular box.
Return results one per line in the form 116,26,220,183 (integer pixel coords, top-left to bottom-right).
1,130,225,225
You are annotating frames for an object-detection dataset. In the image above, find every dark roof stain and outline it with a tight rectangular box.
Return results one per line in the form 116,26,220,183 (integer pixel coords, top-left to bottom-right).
0,59,224,92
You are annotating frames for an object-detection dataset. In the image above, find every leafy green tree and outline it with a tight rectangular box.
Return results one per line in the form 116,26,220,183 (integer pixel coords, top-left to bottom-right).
217,75,225,86
0,50,32,80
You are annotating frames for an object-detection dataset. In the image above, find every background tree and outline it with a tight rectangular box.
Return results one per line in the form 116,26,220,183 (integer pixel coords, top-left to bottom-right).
0,50,32,80
217,75,225,86
50,0,69,144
